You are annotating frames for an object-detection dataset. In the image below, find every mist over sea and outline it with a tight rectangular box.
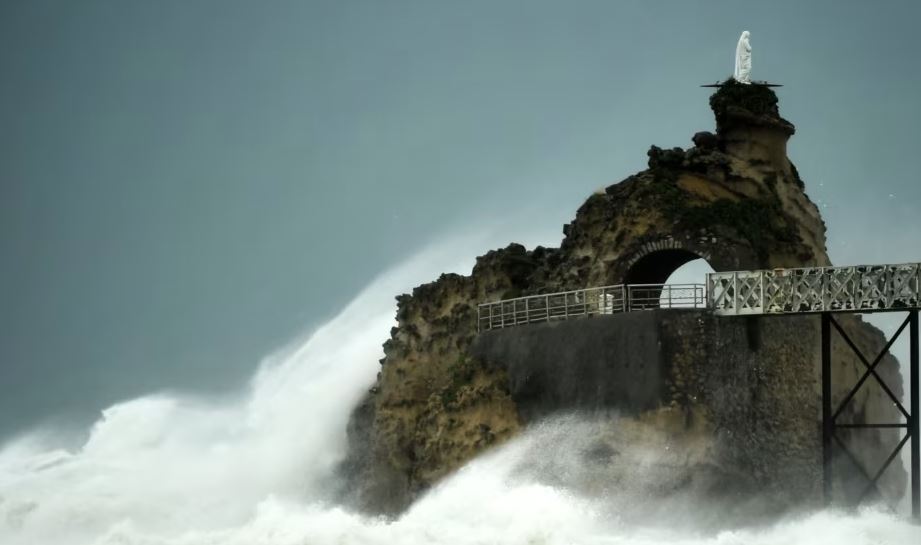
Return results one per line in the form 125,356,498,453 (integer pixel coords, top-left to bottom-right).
1,237,918,545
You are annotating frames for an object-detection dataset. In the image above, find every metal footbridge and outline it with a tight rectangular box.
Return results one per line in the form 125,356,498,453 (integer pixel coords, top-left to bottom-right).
477,262,921,331
476,261,921,520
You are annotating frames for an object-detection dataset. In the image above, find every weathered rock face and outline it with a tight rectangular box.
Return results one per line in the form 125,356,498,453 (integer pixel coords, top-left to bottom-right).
339,81,903,515
338,250,535,514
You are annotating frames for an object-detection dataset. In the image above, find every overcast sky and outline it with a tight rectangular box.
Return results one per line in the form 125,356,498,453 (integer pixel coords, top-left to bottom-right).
2,0,920,439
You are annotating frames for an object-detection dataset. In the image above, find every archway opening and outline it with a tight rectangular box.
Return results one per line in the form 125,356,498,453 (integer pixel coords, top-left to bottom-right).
624,249,702,285
624,249,714,310
664,257,716,286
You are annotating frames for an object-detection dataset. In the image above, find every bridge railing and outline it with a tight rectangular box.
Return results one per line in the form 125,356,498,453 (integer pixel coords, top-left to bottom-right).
627,283,707,311
477,262,921,330
708,263,921,316
477,283,706,331
477,285,626,331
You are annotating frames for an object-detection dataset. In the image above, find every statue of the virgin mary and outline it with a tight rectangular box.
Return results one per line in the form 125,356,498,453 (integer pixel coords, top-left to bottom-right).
734,31,752,84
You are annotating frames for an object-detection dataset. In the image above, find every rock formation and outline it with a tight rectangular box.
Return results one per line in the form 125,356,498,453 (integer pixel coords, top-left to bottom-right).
339,80,905,516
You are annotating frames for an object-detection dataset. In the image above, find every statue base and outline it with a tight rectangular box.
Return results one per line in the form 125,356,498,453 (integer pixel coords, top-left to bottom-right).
702,80,783,88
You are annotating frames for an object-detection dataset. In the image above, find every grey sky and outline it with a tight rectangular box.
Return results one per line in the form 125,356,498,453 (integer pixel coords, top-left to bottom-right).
2,0,920,439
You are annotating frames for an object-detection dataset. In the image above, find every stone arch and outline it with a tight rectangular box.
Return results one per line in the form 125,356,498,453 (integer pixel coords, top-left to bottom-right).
612,236,728,284
623,238,712,285
625,248,702,285
607,239,719,311
599,231,761,290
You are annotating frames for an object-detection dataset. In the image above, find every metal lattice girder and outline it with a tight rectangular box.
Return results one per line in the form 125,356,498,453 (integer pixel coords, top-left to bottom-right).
709,263,921,316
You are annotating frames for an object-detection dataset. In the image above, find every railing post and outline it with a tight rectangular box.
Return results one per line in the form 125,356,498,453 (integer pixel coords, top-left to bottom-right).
707,276,712,309
916,264,921,308
732,272,738,314
545,294,550,321
705,274,711,309
564,292,569,317
823,268,831,310
525,297,530,324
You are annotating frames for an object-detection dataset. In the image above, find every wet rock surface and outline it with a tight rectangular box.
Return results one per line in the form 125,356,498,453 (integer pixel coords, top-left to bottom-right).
338,81,904,515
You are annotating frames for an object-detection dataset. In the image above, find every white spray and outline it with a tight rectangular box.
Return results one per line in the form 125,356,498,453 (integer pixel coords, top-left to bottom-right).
0,230,918,545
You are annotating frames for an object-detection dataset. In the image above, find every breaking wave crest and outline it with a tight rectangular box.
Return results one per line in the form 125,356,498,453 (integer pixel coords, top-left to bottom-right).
0,236,918,545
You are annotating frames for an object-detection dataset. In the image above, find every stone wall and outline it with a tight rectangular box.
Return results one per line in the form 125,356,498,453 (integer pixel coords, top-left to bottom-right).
472,312,666,420
470,310,904,512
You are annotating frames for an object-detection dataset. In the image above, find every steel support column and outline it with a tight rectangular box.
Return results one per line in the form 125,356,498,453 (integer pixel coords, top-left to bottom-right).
822,312,833,504
910,310,919,520
821,311,918,518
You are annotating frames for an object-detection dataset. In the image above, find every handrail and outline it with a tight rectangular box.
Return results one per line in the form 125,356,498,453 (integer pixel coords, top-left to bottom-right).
628,283,707,311
477,283,706,331
477,284,625,306
476,261,921,331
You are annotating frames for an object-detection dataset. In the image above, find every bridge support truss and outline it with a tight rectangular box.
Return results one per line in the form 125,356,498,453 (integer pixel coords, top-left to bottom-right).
821,311,920,519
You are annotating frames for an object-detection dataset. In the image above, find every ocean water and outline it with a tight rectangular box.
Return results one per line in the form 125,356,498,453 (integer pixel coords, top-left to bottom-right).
0,239,918,545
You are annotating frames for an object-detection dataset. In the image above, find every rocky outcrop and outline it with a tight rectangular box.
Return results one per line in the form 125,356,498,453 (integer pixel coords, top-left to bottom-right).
339,80,904,515
338,249,535,514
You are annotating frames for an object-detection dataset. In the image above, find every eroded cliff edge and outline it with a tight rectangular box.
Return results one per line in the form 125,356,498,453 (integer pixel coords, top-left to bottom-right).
338,81,905,515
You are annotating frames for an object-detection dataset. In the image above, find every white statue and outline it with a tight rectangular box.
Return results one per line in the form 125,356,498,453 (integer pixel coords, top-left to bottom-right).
734,31,752,84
